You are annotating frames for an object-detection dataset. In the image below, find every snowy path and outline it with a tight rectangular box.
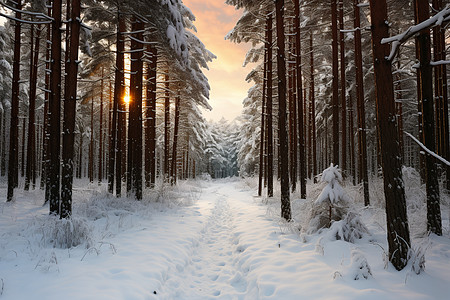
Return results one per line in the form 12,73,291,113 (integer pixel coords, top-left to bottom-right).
163,185,249,299
1,179,450,300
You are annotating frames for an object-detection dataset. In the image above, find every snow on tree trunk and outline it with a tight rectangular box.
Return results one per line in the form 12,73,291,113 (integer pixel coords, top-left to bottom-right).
275,0,291,221
369,0,411,271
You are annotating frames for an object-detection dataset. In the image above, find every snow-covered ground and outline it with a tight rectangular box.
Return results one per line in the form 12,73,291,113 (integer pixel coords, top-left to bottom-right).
0,177,449,299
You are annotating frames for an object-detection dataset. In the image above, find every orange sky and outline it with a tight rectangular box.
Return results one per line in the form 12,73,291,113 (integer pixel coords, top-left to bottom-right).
182,0,253,122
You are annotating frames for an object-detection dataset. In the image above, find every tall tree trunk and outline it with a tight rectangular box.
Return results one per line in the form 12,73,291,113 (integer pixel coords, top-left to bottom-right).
294,0,306,198
7,0,21,202
146,45,157,188
109,12,125,196
25,24,41,191
354,0,369,205
288,26,296,192
310,32,317,182
339,0,347,173
331,0,340,166
415,0,442,235
170,91,180,185
41,10,51,193
98,67,104,184
21,117,25,178
369,0,410,270
48,0,62,214
60,0,81,218
267,12,274,198
275,0,291,221
349,95,355,184
0,111,5,177
164,73,170,182
432,0,450,191
258,28,268,197
127,16,144,199
77,132,83,178
89,97,94,183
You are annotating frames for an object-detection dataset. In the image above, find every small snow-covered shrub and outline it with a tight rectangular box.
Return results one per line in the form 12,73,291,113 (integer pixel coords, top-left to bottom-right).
308,164,350,232
346,249,372,280
326,212,370,243
408,238,430,275
35,216,93,249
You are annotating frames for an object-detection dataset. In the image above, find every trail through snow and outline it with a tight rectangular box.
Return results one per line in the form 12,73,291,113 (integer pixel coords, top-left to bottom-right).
1,178,450,299
163,185,249,299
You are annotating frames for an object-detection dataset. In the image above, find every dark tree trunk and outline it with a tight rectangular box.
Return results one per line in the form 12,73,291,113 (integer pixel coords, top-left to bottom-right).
21,117,25,178
258,21,268,197
415,0,442,235
98,67,104,184
48,0,62,214
0,111,5,177
432,0,450,191
170,91,180,185
369,0,411,270
109,13,125,196
60,0,81,218
310,32,317,181
145,45,157,188
267,12,274,198
275,0,291,221
354,0,369,205
77,132,83,178
339,0,347,173
25,24,40,191
294,0,306,198
349,95,355,184
89,97,94,183
164,74,170,182
331,0,340,166
7,0,21,202
287,25,298,192
127,17,144,199
41,11,51,194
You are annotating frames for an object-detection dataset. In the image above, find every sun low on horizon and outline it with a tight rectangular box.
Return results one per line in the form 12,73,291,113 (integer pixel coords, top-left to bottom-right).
182,0,253,123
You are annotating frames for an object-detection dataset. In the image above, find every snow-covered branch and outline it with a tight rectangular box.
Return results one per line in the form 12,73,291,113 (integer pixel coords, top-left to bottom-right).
381,5,450,61
405,132,450,167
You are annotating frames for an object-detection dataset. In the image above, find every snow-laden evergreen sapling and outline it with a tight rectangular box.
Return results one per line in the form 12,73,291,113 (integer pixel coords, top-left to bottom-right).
308,164,369,242
313,164,350,227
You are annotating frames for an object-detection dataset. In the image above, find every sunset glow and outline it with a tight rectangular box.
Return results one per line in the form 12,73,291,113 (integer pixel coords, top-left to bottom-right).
182,0,253,122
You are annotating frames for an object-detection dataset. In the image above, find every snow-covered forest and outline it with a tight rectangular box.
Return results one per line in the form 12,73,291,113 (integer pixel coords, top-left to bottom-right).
0,0,450,299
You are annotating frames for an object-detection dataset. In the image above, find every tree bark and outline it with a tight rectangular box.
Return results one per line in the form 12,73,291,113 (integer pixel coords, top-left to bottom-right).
109,12,125,196
48,0,62,214
331,0,340,166
294,0,306,198
258,25,268,196
275,0,291,221
354,0,369,205
369,0,411,270
267,12,274,198
25,24,40,191
164,73,171,182
339,0,347,173
98,67,104,184
89,96,94,183
145,45,157,188
170,91,180,185
7,0,20,201
60,0,81,218
415,0,442,235
41,10,51,194
127,16,144,199
310,32,317,181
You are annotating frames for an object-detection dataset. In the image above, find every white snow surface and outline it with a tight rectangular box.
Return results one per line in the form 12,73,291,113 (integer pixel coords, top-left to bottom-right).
1,178,449,299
